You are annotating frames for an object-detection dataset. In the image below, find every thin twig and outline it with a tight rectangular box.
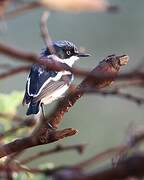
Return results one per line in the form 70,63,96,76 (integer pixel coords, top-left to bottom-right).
112,80,144,89
82,88,144,105
2,154,144,180
75,145,128,169
0,65,30,80
0,63,12,69
75,129,144,169
40,11,56,54
20,143,87,165
51,154,144,180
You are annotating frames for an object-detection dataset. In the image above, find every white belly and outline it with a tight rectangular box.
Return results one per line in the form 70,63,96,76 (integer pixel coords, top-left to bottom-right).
41,84,69,105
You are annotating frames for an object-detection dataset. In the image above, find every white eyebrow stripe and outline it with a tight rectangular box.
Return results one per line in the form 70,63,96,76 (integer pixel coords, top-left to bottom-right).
27,71,71,97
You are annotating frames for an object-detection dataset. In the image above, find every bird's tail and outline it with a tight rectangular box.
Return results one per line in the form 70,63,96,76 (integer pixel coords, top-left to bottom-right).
26,101,40,116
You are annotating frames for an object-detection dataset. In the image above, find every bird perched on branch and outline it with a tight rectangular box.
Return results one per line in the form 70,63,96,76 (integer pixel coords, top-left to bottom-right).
22,40,90,121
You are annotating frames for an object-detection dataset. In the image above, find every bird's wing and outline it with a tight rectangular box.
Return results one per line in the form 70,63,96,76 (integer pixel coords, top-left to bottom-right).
22,64,58,105
22,64,73,105
33,74,73,103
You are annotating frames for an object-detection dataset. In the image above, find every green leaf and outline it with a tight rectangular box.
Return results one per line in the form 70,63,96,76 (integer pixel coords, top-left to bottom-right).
0,91,24,130
13,172,34,180
0,91,24,114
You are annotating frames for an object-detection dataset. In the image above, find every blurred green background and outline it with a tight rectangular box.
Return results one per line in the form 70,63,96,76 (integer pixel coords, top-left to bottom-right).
0,0,144,176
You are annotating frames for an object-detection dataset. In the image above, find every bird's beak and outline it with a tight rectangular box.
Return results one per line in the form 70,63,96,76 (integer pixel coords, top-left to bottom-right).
77,52,91,57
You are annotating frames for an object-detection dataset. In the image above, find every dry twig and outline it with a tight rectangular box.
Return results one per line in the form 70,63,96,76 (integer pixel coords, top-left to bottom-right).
51,154,144,180
83,88,144,105
40,11,56,54
20,143,87,165
0,65,30,80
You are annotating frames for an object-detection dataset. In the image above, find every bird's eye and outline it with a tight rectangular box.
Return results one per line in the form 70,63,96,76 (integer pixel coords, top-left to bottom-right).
66,51,71,56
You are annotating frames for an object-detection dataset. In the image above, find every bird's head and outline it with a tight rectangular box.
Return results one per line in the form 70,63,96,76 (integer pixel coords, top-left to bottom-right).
41,40,90,67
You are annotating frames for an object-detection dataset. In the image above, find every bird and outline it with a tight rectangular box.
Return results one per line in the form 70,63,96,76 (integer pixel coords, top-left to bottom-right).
22,40,90,120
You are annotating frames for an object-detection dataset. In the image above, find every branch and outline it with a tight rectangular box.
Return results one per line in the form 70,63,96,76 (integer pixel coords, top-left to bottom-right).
0,128,77,158
83,154,144,180
20,143,87,165
52,154,144,180
40,11,56,54
75,126,144,170
0,42,132,82
46,54,128,129
0,42,38,63
0,54,127,158
2,154,144,180
2,121,144,180
82,88,144,105
0,65,30,80
0,63,12,69
0,154,144,180
0,43,142,84
75,145,128,169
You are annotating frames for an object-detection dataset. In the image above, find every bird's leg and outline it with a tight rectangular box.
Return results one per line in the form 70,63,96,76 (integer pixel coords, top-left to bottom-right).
41,103,45,119
41,103,56,130
47,122,56,130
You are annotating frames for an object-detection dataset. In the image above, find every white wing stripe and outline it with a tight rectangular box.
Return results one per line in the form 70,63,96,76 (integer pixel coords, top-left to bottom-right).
27,71,71,97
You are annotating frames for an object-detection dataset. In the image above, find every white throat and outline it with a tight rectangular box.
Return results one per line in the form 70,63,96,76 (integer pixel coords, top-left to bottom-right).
47,54,79,67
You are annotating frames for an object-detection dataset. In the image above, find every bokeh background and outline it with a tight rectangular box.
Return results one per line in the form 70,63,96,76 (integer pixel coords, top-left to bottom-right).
1,0,144,177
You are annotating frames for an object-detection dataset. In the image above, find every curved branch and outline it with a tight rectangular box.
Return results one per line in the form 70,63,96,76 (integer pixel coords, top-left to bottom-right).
20,143,87,165
82,88,144,105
